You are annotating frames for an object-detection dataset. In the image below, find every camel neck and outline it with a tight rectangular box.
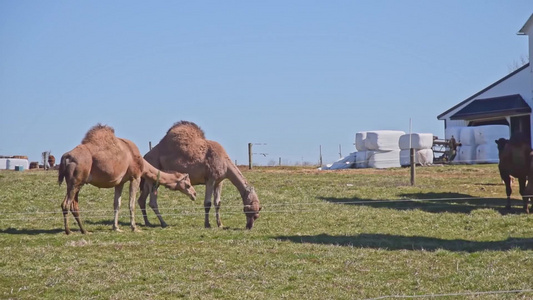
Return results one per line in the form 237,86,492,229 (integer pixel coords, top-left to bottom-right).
142,159,175,188
226,161,250,197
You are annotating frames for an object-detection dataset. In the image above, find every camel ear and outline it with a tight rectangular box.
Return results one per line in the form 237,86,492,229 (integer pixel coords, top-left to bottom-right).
178,173,189,181
246,186,255,193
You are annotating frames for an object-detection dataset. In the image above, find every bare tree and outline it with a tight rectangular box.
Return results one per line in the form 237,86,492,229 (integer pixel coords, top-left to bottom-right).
508,55,529,73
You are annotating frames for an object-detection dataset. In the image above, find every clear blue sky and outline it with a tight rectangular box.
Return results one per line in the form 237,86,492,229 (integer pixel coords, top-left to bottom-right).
0,1,531,166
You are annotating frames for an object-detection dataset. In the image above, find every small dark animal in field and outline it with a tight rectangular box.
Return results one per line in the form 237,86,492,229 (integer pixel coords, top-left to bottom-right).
48,155,56,168
495,134,532,213
58,124,196,235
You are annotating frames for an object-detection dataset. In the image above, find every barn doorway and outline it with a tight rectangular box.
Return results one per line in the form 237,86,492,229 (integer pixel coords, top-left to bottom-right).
510,115,531,143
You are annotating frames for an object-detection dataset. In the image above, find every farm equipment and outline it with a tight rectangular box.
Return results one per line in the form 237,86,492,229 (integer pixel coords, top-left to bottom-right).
432,137,461,164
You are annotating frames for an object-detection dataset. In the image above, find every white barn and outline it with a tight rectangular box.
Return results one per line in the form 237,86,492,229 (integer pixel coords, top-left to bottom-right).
438,14,533,143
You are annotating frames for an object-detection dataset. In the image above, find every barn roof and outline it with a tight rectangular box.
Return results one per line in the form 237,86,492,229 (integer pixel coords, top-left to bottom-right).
437,63,530,120
449,94,531,120
518,13,533,35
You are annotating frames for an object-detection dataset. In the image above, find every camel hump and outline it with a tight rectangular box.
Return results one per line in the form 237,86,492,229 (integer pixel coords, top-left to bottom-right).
167,121,205,139
82,123,116,144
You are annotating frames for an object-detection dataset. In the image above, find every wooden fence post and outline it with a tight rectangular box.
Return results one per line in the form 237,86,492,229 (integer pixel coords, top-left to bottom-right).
248,143,253,170
410,148,416,186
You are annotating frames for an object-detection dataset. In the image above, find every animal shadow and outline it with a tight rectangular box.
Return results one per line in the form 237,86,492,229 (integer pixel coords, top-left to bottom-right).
275,233,533,252
319,192,524,215
84,220,133,226
0,227,64,235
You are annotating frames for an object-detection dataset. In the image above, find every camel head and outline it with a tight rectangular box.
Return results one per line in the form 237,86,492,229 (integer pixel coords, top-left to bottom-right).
495,138,508,153
170,173,197,200
243,186,261,230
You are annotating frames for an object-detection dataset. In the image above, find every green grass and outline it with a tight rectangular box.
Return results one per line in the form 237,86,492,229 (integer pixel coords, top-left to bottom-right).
1,165,533,299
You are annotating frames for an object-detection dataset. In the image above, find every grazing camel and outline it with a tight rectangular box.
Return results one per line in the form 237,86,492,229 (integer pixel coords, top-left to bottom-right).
58,124,197,234
138,121,261,229
495,133,532,213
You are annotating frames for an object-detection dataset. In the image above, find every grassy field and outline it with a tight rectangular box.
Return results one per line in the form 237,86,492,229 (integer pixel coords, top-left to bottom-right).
1,164,533,299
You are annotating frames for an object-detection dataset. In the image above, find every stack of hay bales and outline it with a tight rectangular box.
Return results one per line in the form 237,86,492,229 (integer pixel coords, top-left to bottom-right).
356,130,405,168
457,127,477,164
474,125,509,163
354,132,369,168
399,133,434,166
446,125,509,164
0,157,30,170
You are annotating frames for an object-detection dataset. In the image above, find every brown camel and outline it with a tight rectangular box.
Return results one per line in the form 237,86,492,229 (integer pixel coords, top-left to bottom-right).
58,124,197,235
495,133,532,213
138,121,261,229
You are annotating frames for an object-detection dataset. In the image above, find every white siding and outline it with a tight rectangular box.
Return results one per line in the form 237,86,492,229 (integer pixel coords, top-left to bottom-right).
446,120,468,128
474,68,531,106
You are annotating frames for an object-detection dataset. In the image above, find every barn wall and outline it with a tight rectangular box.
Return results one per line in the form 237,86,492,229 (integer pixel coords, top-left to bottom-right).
474,68,531,106
447,120,468,128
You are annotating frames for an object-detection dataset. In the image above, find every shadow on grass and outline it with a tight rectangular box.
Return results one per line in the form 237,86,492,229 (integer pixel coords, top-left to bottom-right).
275,233,533,252
0,227,64,235
319,192,525,215
84,219,132,226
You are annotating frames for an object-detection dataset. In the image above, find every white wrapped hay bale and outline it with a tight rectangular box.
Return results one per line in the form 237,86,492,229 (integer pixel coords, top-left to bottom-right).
354,151,368,168
364,130,405,151
5,159,29,170
0,158,7,170
355,132,368,151
458,145,476,164
476,144,500,164
473,125,509,145
367,150,401,169
400,149,434,166
399,133,434,150
445,126,462,141
322,152,357,170
459,127,475,146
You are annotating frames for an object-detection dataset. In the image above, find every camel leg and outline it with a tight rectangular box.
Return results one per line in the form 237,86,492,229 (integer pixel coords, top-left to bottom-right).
129,178,140,232
137,180,153,227
214,181,223,228
113,184,124,232
518,177,529,214
61,184,80,235
61,186,74,235
71,190,87,234
503,175,512,210
204,180,215,228
149,189,168,228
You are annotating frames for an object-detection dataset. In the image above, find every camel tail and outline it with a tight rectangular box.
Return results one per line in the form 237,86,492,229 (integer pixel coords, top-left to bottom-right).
58,155,69,186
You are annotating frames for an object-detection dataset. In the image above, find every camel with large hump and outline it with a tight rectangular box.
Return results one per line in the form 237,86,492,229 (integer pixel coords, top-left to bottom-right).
58,124,197,234
138,120,261,229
